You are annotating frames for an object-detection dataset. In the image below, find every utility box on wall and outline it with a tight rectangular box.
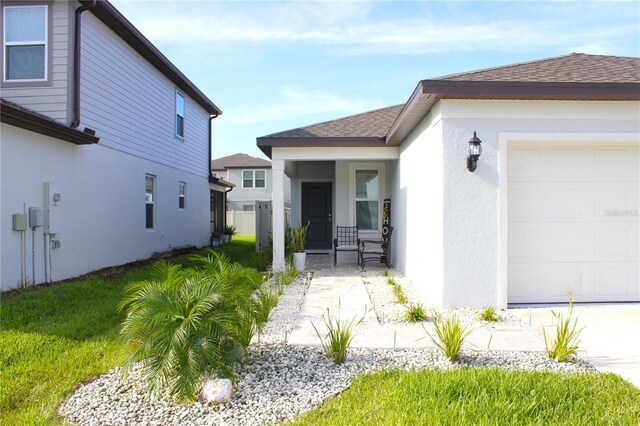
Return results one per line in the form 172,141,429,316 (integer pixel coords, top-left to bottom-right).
43,182,61,234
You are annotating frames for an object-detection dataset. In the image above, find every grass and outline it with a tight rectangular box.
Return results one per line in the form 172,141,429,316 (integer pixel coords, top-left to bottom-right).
478,305,499,322
404,303,428,323
312,308,366,364
428,312,473,361
0,236,257,425
290,368,640,425
543,292,584,362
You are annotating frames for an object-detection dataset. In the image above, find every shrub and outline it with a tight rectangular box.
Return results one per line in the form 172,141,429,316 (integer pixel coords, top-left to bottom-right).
274,262,298,287
543,291,584,362
119,252,262,402
428,311,473,361
405,303,428,322
224,225,237,236
253,283,279,333
253,250,272,272
312,308,366,364
478,305,499,322
290,222,310,253
386,277,396,286
392,284,408,304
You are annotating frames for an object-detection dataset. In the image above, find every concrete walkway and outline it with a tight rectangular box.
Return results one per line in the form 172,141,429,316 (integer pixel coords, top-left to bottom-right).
288,254,640,388
510,304,640,388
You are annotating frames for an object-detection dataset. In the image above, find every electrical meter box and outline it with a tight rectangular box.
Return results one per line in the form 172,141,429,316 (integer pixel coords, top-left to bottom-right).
44,182,61,233
12,214,28,231
29,207,43,228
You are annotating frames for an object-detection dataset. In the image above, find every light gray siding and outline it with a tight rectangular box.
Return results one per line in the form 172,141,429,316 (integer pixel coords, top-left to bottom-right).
227,168,272,210
0,1,72,123
78,14,210,177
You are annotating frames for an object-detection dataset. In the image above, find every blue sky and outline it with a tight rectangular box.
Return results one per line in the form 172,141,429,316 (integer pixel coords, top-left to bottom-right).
110,0,640,160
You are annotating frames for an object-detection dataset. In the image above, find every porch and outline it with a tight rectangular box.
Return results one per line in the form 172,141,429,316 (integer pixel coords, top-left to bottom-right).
269,148,399,271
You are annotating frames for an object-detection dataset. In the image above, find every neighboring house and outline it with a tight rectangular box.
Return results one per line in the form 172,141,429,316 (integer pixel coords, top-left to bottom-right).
211,153,274,211
258,53,640,308
0,1,223,291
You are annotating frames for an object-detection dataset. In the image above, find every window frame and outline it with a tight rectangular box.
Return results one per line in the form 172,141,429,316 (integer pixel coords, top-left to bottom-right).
178,181,186,210
145,174,156,230
349,163,385,233
2,4,49,84
175,90,185,138
242,169,266,189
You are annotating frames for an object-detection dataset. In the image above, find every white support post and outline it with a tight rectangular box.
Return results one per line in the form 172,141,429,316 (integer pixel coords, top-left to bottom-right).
271,159,286,271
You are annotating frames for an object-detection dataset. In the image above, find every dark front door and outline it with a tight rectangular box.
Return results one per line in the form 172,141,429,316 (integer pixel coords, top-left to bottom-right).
301,182,332,250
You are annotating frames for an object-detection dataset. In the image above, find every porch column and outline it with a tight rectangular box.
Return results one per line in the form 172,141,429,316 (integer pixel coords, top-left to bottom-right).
272,159,286,271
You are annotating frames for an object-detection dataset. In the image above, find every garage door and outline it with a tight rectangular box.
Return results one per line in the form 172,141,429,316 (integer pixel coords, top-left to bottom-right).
508,144,639,304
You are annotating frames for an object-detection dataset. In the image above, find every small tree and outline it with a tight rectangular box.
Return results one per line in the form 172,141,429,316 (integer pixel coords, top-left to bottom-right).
119,252,262,402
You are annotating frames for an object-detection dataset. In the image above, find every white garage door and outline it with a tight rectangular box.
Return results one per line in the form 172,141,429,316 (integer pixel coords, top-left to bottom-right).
508,144,639,304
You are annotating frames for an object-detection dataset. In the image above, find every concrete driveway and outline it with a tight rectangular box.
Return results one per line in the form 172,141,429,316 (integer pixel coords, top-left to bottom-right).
509,304,640,388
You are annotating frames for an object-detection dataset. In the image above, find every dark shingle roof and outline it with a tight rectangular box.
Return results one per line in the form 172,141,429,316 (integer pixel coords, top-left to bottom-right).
261,105,404,139
211,153,271,170
439,53,640,83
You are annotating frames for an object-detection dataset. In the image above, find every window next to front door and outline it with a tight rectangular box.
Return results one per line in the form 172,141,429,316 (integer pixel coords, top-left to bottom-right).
355,169,380,231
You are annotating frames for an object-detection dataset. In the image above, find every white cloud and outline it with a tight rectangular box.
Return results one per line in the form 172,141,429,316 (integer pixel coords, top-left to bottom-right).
111,1,638,56
221,85,384,124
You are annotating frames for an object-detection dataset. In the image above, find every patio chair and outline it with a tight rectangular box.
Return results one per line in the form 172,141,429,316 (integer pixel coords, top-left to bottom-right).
359,227,394,269
334,226,360,266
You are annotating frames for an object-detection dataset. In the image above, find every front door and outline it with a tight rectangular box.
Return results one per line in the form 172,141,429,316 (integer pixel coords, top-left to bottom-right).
301,182,332,250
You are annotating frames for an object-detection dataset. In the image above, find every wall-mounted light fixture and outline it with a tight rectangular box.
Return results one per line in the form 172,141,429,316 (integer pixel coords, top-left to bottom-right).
467,131,482,172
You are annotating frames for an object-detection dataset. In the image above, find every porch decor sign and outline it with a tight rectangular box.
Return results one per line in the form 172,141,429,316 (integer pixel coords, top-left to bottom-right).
382,199,391,263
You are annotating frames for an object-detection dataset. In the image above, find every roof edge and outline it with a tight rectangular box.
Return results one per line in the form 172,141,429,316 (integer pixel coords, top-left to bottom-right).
84,0,222,115
386,80,640,144
1,99,100,145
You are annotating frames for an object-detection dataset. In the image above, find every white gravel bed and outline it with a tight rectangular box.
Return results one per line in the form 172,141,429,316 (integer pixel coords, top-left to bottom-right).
59,345,595,426
362,271,528,327
59,270,593,426
258,275,309,345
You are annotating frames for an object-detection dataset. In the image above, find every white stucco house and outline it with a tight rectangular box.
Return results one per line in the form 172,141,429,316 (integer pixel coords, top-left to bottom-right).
0,0,223,290
258,53,640,308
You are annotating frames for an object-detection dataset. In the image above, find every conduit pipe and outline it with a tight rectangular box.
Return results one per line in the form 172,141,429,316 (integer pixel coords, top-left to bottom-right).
71,0,96,128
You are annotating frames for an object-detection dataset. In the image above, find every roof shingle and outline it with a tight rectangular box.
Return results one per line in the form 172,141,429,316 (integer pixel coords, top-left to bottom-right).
260,105,404,139
211,153,271,170
439,53,640,83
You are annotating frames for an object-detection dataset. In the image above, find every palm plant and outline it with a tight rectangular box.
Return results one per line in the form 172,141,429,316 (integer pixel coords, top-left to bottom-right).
119,252,262,402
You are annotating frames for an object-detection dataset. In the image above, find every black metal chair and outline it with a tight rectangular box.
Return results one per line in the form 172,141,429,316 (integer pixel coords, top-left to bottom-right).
334,226,360,266
360,226,394,269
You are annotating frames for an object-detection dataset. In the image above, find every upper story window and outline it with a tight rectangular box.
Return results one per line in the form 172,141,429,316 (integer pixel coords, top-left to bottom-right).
175,91,185,138
243,170,265,189
3,5,48,82
355,169,380,231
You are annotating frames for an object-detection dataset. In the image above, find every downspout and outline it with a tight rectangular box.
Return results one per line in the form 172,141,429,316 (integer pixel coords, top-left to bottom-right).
70,1,96,128
208,113,219,179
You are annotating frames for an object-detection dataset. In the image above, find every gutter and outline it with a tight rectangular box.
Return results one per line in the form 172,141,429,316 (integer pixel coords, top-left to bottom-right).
71,0,96,128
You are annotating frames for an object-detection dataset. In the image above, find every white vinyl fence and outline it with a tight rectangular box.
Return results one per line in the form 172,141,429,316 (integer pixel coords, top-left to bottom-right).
226,211,256,236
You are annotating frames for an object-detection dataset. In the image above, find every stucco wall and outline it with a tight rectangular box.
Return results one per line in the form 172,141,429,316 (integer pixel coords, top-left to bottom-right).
391,104,444,305
1,124,211,291
437,99,640,308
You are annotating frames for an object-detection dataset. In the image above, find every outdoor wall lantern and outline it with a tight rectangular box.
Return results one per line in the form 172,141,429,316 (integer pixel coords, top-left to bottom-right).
467,131,482,172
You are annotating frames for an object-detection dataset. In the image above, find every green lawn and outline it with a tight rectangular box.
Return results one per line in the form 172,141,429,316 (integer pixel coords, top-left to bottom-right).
0,237,256,425
3,236,639,425
291,368,640,426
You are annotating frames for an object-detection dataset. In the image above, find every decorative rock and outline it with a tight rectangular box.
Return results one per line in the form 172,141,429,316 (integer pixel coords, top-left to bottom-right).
201,378,234,404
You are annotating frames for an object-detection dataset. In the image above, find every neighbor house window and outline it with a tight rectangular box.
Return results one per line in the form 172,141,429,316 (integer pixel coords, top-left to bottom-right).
211,172,218,178
3,5,48,82
242,170,265,188
175,91,184,137
243,205,255,212
145,174,155,229
355,169,379,231
178,181,186,209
